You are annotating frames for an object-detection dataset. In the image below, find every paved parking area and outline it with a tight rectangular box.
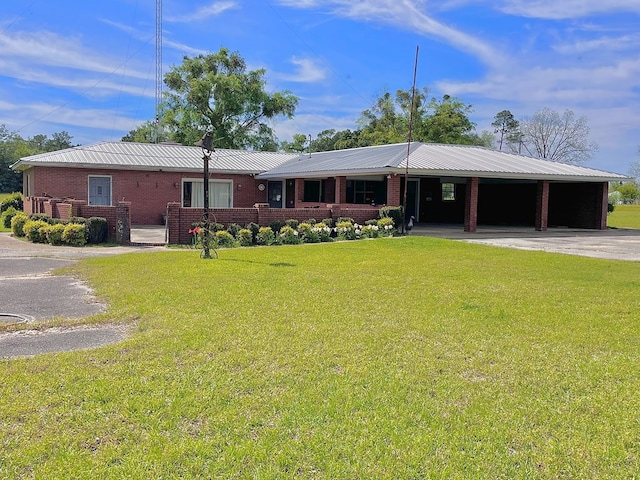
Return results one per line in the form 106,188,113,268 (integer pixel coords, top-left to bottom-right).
411,225,640,261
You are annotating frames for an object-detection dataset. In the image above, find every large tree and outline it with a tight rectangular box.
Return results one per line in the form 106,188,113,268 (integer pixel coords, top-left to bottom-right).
518,108,597,164
161,48,298,151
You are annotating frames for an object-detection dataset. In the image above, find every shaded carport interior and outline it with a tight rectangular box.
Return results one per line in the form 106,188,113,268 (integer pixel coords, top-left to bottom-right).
408,177,607,229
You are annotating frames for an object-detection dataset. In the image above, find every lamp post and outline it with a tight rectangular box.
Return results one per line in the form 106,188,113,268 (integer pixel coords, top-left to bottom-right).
195,131,214,259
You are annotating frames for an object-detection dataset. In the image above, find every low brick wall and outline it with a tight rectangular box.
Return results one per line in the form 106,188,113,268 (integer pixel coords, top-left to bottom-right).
166,204,384,244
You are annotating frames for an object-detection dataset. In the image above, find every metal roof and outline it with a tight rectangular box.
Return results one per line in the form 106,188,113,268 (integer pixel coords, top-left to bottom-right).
11,141,298,174
12,140,626,183
257,142,627,182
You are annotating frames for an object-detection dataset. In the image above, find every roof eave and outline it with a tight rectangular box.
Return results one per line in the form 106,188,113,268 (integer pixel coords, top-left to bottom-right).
10,162,267,175
388,167,626,182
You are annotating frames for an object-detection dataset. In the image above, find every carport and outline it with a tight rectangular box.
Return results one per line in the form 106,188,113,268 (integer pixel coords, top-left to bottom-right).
258,142,626,233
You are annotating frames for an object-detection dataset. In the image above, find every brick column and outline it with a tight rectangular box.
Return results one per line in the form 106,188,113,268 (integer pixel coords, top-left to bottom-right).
295,178,305,207
596,182,608,230
335,176,347,204
166,202,181,244
464,177,479,233
386,175,401,206
69,199,86,218
535,180,550,231
115,201,131,245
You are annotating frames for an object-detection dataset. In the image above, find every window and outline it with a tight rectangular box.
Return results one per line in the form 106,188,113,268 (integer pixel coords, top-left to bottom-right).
182,180,232,208
303,180,324,202
88,176,112,206
442,183,455,201
346,179,386,205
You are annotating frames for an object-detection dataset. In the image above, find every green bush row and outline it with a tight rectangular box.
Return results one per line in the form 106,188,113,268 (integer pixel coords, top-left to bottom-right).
10,212,107,245
189,217,396,249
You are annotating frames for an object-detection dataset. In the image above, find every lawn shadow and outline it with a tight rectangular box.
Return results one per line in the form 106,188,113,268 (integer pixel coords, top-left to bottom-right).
220,258,296,268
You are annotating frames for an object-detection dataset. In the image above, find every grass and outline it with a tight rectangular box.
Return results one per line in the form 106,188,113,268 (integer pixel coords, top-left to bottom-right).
1,238,640,478
608,204,640,229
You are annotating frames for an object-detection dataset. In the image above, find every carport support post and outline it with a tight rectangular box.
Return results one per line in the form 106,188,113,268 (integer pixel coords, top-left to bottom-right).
464,177,478,233
535,180,549,231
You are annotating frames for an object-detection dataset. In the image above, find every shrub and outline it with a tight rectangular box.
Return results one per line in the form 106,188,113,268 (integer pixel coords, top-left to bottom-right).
279,225,300,245
0,192,23,213
69,216,86,225
214,230,236,248
337,216,355,225
23,219,50,243
226,223,241,238
298,222,320,243
305,218,317,225
62,223,87,246
313,222,333,242
379,206,403,229
269,220,284,234
1,207,18,229
245,222,260,244
45,223,66,246
86,217,108,244
335,220,356,240
378,217,395,236
361,224,380,238
28,213,53,223
257,226,275,246
236,228,253,247
285,219,299,230
11,213,28,237
322,218,333,227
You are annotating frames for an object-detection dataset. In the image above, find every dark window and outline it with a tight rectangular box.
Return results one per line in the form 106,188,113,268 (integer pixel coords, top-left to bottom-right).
346,180,386,205
183,182,192,207
304,180,324,202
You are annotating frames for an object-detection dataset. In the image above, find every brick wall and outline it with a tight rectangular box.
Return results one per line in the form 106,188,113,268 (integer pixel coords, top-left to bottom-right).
30,166,272,225
166,205,383,244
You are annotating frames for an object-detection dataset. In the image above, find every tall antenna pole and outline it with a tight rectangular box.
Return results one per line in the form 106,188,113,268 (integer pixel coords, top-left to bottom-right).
401,45,419,234
155,0,162,143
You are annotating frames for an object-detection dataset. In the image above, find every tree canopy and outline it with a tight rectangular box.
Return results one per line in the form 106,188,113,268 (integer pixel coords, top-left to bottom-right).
0,125,74,193
517,108,597,165
159,48,298,151
287,88,487,153
491,110,520,151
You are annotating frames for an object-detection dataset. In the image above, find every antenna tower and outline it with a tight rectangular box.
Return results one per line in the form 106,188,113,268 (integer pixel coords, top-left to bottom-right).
155,0,162,143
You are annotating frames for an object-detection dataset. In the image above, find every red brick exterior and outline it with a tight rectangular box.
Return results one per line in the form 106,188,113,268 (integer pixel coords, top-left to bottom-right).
386,175,401,206
23,166,270,225
464,177,479,233
535,180,550,231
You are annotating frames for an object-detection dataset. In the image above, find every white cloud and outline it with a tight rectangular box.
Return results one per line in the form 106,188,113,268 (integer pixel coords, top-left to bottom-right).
277,0,505,67
553,33,640,55
167,1,238,23
277,57,327,83
0,30,150,79
499,0,640,19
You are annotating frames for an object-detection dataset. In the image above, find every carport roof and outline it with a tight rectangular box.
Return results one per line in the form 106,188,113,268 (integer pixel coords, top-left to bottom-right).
11,141,298,174
258,142,627,182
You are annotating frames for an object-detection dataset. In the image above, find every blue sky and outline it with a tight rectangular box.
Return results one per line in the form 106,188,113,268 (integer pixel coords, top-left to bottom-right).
1,0,639,174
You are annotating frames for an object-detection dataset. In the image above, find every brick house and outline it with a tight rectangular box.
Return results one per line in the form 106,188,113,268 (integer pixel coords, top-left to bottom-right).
10,141,626,242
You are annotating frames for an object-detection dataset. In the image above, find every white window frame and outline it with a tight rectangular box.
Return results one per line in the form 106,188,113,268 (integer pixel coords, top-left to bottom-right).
88,175,112,206
182,178,233,208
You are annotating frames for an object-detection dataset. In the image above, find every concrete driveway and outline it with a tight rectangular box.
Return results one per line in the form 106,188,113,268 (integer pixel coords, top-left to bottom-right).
411,225,640,262
0,233,164,359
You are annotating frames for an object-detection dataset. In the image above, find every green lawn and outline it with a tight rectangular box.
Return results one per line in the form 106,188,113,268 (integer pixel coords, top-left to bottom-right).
1,238,640,478
608,204,640,229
